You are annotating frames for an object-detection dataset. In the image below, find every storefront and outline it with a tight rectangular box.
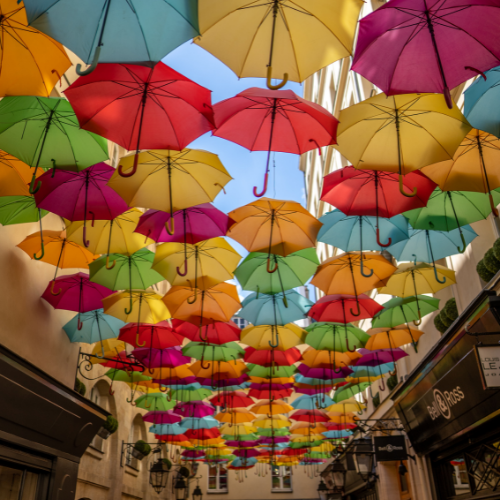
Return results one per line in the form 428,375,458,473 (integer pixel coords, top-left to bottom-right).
392,289,500,500
0,344,108,500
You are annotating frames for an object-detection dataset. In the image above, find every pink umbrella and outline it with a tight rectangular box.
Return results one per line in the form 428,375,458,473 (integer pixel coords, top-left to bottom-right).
297,364,352,380
356,348,409,366
41,272,112,328
174,401,215,418
352,0,500,108
233,449,261,458
225,440,261,447
196,375,249,388
308,294,384,323
34,163,128,247
133,346,191,369
173,319,240,344
142,410,183,425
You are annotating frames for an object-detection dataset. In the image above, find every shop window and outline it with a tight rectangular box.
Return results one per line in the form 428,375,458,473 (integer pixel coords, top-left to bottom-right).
0,464,43,500
208,465,228,493
272,466,292,492
467,441,500,494
449,457,470,495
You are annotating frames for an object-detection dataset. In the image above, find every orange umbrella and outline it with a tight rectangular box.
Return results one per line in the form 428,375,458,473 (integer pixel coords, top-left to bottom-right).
365,325,424,351
163,282,241,326
249,376,294,385
328,413,359,424
302,348,360,368
0,151,43,196
190,360,247,380
227,198,321,271
251,399,293,416
146,364,194,381
290,422,327,433
215,408,256,424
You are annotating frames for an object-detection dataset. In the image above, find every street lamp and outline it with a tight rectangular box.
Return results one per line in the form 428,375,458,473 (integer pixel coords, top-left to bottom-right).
175,476,187,500
192,484,203,500
331,461,347,491
149,459,169,494
317,479,329,500
352,438,376,482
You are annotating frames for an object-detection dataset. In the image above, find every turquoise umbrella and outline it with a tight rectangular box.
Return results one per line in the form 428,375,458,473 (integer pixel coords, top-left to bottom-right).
23,0,199,75
350,364,394,379
149,423,185,435
372,295,440,328
322,430,352,439
295,375,347,386
238,290,313,326
291,394,334,410
63,309,126,353
180,416,219,430
464,66,500,137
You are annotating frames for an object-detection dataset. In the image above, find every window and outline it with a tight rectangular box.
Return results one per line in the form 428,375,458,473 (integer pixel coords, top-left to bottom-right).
232,317,248,330
0,463,46,500
449,457,469,495
272,466,292,492
208,465,228,493
89,387,105,452
125,416,143,470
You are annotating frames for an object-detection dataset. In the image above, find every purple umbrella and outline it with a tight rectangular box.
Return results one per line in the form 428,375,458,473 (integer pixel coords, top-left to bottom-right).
34,163,128,247
142,410,183,425
225,439,261,448
175,401,215,418
233,449,261,458
297,364,353,379
259,437,290,445
352,0,500,108
356,348,408,366
182,450,206,459
133,346,191,369
296,387,333,395
250,382,294,391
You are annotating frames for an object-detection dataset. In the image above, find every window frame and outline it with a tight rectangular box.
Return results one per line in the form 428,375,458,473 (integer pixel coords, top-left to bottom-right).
271,466,293,493
88,388,105,453
207,464,228,494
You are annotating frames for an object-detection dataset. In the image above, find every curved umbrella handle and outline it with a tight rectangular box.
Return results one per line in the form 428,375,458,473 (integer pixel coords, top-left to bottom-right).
457,231,467,254
412,308,422,327
135,331,146,348
105,255,116,270
124,295,133,315
144,398,151,409
109,384,115,396
253,172,269,198
159,385,168,393
309,139,322,156
34,238,45,261
349,299,361,317
443,86,453,109
378,376,386,392
282,294,288,308
176,259,188,277
376,227,392,248
199,326,209,343
399,174,417,198
77,316,83,331
267,256,278,274
29,173,41,194
360,255,374,278
118,153,139,178
200,357,211,370
345,337,356,353
465,66,487,80
266,66,288,90
76,46,101,76
187,288,198,304
214,182,227,194
433,262,446,284
268,329,280,349
165,217,175,236
82,226,90,248
50,280,61,296
166,391,172,402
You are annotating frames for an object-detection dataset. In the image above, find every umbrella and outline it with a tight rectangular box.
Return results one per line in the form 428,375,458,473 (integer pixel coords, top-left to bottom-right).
366,325,424,353
63,309,125,352
372,296,440,329
191,360,247,381
135,203,234,243
464,66,500,137
0,1,71,96
321,167,435,247
153,237,240,288
196,0,363,87
215,409,256,425
0,151,44,197
135,393,176,412
354,348,410,368
244,347,301,367
182,342,245,363
234,248,319,295
352,0,500,108
308,294,383,324
332,94,469,195
238,291,313,325
142,410,182,425
175,401,215,419
119,323,184,350
180,416,220,430
241,324,306,351
0,96,108,194
247,365,296,379
66,63,214,176
210,391,254,410
302,349,360,369
133,347,190,370
251,400,293,416
305,322,369,352
23,0,199,73
170,387,212,403
0,196,47,225
213,88,338,195
173,320,240,345
291,395,334,410
421,129,500,216
333,383,371,403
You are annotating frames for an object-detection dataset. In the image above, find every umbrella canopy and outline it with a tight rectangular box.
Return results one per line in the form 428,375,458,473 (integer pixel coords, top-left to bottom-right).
196,0,363,85
170,387,213,403
291,395,334,410
365,326,424,351
135,203,234,243
214,87,338,195
352,0,500,107
175,401,215,419
215,409,256,425
210,391,254,409
0,152,43,197
23,0,199,70
133,346,190,370
142,410,182,425
0,196,47,225
302,349,360,369
182,342,244,362
135,393,176,412
244,347,301,367
251,399,293,416
333,383,371,403
372,296,440,329
241,324,307,351
119,323,184,349
305,323,369,352
173,320,240,345
353,348,410,367
103,290,170,324
308,294,383,324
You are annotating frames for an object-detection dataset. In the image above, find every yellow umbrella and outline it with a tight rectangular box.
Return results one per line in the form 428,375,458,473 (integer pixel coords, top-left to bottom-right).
253,415,291,429
327,413,359,424
195,0,363,88
334,93,471,195
365,325,424,351
103,289,170,323
241,324,306,351
327,399,366,413
311,442,334,453
0,0,71,97
220,423,258,436
108,149,231,231
66,209,154,264
0,151,43,196
250,399,293,416
90,339,127,365
302,348,360,369
190,360,247,380
153,238,241,289
249,376,294,385
215,409,256,425
291,434,324,443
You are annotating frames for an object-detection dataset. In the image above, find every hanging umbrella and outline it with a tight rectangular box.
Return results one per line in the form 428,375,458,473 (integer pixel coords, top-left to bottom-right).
305,323,369,352
175,401,215,419
119,323,183,350
356,348,409,368
215,409,256,425
321,167,435,247
196,0,362,87
366,325,425,353
89,339,127,365
302,349,360,369
0,151,44,197
191,359,247,381
234,249,319,296
372,296,440,329
464,66,500,137
238,291,313,326
213,88,338,195
153,237,240,288
182,342,245,363
173,320,240,345
244,347,301,367
66,63,214,177
143,410,182,425
210,391,255,410
251,399,293,416
133,346,190,370
180,416,220,430
241,324,307,351
0,196,47,226
170,387,213,402
332,94,470,195
291,395,334,410
249,387,293,400
333,383,371,403
352,0,500,108
247,364,296,379
135,203,234,243
308,294,383,324
23,0,199,74
135,393,176,412
0,96,108,194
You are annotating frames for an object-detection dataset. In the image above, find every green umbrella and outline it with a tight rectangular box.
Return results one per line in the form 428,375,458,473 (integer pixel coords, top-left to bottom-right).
182,342,244,363
289,440,322,449
170,387,212,402
89,248,163,313
234,249,319,295
247,364,296,378
333,382,371,403
257,428,291,438
135,393,176,412
105,368,152,400
372,295,440,328
0,96,108,193
304,322,369,352
0,196,48,225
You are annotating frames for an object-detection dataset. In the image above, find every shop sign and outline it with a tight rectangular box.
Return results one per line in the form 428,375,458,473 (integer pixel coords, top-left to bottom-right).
374,436,407,462
474,344,500,389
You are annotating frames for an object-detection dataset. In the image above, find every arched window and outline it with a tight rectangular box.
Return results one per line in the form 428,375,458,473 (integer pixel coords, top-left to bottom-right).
126,415,147,470
88,380,116,453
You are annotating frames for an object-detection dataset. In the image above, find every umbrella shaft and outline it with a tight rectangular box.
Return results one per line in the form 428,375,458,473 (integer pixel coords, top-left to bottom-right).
268,0,280,67
424,9,449,91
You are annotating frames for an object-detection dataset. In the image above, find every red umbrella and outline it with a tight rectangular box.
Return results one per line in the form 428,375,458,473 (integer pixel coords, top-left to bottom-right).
249,388,293,400
308,294,383,323
65,62,215,177
142,411,183,425
209,391,254,409
101,351,143,371
290,409,329,423
244,347,302,367
321,167,436,246
172,319,240,344
119,323,184,349
233,449,261,458
185,428,220,440
213,87,338,196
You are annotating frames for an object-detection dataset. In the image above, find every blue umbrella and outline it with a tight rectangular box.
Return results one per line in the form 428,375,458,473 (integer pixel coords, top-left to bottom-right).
238,290,313,326
350,363,394,379
230,457,258,468
23,0,199,75
291,394,334,410
295,374,346,386
180,416,219,430
149,423,185,435
464,66,500,137
322,430,352,439
63,309,125,355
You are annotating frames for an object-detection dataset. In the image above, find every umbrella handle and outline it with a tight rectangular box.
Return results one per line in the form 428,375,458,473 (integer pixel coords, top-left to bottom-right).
376,227,392,248
118,153,139,178
105,255,116,270
159,385,168,393
109,384,115,396
309,139,322,156
166,391,172,401
200,357,210,370
77,317,83,331
89,211,95,227
187,288,198,304
76,46,101,76
433,262,446,284
176,259,188,277
282,294,288,308
267,256,278,274
345,337,356,353
266,66,288,90
398,174,417,198
165,217,175,236
34,238,45,261
50,280,61,296
268,329,280,348
412,254,417,266
349,300,361,317
489,193,499,218
214,182,227,194
465,66,487,81
29,173,41,194
82,226,90,248
443,86,453,109
51,159,57,177
124,296,133,315
457,231,467,254
199,326,209,342
378,376,386,392
136,331,146,348
360,255,374,278
253,172,269,198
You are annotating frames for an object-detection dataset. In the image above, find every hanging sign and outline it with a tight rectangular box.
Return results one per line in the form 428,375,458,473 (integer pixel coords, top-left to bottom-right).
373,436,407,462
474,344,500,389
